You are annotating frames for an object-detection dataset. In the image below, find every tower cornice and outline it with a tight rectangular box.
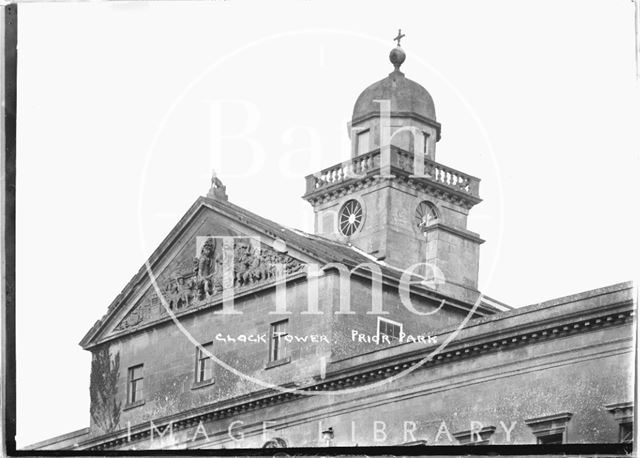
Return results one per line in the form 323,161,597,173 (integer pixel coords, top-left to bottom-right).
349,112,442,142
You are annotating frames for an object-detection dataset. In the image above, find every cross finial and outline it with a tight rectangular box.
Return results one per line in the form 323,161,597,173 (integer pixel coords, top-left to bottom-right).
394,29,405,47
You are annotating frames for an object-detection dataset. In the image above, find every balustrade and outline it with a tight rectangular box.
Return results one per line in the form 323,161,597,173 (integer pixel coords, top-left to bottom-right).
305,148,479,198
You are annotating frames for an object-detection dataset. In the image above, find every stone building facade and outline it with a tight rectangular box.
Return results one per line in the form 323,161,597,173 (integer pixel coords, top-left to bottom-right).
25,41,635,451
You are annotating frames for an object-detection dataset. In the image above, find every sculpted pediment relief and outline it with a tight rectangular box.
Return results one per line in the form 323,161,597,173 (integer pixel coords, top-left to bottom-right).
113,235,305,333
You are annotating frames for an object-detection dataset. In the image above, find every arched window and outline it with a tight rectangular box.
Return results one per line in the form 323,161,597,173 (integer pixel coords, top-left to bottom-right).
415,201,439,232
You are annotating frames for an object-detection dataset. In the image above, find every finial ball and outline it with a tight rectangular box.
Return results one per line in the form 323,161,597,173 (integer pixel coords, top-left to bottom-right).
389,46,406,71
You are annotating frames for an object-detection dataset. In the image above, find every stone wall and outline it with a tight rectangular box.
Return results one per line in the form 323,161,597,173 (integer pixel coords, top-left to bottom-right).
109,307,634,449
79,282,634,450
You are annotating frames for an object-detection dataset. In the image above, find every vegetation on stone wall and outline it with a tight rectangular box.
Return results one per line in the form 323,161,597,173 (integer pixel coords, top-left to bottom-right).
89,347,121,433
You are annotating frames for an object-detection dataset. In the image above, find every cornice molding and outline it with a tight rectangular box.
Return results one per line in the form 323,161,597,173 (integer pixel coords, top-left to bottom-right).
422,223,485,244
524,412,573,437
605,402,634,423
350,111,443,141
453,425,496,444
524,412,573,426
304,170,481,210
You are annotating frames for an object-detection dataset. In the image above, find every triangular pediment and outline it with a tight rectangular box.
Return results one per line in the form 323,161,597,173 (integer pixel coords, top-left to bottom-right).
81,198,312,348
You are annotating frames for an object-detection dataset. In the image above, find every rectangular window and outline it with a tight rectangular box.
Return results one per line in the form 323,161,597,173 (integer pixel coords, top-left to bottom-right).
620,422,633,443
537,433,563,445
127,364,144,404
377,317,403,342
423,132,430,156
356,130,370,156
525,412,572,444
269,320,288,362
196,342,213,383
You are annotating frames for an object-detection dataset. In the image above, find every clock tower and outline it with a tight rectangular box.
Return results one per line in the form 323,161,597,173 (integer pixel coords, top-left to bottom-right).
303,35,484,304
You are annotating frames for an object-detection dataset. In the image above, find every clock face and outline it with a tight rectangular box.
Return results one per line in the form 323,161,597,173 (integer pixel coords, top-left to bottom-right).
415,201,438,231
339,199,363,236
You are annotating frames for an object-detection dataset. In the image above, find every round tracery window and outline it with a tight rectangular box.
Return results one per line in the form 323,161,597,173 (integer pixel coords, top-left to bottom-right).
415,201,438,231
262,437,287,448
339,199,363,236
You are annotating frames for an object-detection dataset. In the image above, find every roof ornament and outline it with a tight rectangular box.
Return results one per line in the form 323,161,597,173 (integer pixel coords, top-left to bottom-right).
389,29,407,73
394,29,405,47
207,169,228,201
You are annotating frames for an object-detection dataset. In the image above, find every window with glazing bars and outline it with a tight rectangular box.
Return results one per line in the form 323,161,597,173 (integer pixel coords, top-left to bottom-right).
196,342,213,383
127,364,144,404
269,320,288,362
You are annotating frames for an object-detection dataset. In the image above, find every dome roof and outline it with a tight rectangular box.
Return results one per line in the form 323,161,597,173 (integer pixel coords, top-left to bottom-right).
352,71,436,122
352,46,436,122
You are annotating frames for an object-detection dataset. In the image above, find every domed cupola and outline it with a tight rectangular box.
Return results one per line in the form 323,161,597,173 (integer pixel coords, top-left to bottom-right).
352,50,436,122
348,33,442,159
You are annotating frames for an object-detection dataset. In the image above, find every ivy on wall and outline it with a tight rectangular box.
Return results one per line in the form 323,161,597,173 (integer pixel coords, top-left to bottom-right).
89,347,121,433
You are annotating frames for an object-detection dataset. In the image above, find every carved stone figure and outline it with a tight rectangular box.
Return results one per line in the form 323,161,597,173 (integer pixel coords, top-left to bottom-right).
196,237,219,300
114,236,306,331
207,170,228,201
235,241,257,286
165,275,194,310
114,301,151,331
